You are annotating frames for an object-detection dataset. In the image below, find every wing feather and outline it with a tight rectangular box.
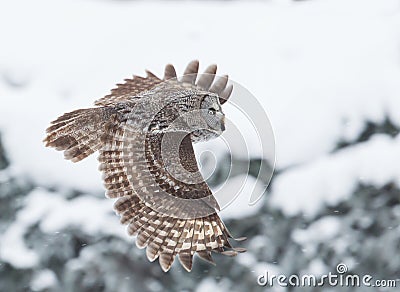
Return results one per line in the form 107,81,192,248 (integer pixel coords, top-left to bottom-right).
209,75,229,95
94,60,233,106
181,60,199,84
196,64,217,90
45,60,240,272
135,210,161,248
164,64,177,80
146,218,179,262
94,61,241,272
94,74,162,106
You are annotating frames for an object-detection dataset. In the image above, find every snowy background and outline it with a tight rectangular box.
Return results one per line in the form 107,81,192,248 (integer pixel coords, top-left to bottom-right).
1,0,400,291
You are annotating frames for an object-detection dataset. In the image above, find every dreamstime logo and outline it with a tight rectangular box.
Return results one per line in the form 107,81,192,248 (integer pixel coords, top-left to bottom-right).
122,72,275,219
257,263,398,288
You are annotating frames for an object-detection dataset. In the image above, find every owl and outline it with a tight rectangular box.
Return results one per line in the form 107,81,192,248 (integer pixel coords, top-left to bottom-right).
44,60,246,272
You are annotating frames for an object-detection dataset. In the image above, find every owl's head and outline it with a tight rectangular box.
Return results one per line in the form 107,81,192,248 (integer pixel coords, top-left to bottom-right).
187,92,225,143
147,60,233,142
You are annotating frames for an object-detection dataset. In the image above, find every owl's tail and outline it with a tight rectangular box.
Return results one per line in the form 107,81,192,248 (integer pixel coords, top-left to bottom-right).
44,107,117,162
114,196,246,272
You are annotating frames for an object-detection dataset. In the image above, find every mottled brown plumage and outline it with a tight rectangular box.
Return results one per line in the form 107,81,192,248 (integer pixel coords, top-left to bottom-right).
44,60,245,272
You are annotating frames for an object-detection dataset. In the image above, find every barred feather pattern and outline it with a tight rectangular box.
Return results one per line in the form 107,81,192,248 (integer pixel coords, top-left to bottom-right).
94,60,233,107
94,73,163,107
44,60,243,272
98,123,244,272
113,195,240,272
44,107,117,162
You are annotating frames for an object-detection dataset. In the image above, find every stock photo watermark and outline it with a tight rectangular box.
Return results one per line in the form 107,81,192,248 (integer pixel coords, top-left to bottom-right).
119,72,275,219
257,263,398,288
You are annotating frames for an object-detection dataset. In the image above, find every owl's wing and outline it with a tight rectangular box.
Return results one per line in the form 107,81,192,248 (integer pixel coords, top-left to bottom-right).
99,123,245,272
94,60,234,107
94,72,163,106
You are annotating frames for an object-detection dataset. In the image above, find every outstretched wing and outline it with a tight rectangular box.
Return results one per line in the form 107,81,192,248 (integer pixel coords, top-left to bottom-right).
45,60,240,272
94,60,234,107
99,122,245,272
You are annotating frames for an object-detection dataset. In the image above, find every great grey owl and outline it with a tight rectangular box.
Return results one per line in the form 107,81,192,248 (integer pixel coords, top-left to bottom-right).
44,60,245,272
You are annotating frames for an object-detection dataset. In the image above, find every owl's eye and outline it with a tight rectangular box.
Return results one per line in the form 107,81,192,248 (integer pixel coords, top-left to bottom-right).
208,108,216,115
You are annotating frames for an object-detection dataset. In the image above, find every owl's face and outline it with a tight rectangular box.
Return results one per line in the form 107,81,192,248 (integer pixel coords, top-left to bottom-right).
190,93,225,142
153,87,226,142
200,94,225,132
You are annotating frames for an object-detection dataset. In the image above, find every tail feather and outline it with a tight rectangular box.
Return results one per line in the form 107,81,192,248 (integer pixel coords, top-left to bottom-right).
44,107,116,162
